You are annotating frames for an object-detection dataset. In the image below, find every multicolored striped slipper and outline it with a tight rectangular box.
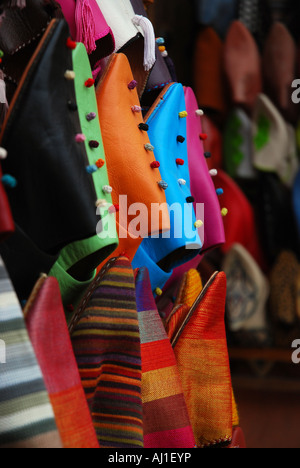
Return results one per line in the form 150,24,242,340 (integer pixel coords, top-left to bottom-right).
135,267,195,449
24,275,99,449
0,257,62,448
70,257,144,448
166,272,233,448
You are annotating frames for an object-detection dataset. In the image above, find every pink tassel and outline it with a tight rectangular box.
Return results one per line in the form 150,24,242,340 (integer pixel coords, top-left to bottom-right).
75,0,96,55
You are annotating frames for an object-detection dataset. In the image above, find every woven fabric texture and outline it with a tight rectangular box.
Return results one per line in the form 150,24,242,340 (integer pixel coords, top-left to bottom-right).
135,267,195,449
71,257,143,448
0,258,62,448
25,276,99,448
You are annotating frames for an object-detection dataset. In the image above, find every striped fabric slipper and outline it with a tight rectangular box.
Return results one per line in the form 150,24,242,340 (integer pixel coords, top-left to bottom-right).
166,272,233,448
0,257,62,448
135,267,195,449
24,275,99,449
70,257,143,448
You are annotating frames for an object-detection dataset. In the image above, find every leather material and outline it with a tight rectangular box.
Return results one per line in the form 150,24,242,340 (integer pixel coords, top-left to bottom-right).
132,244,173,294
258,172,299,265
202,114,223,171
0,20,105,257
96,222,142,276
0,224,58,303
0,0,62,103
95,0,142,53
56,0,115,63
263,22,298,124
253,93,299,188
130,0,172,93
135,83,202,274
0,164,15,242
224,20,262,113
96,53,170,239
197,0,238,38
229,427,246,449
96,0,153,97
49,39,118,306
223,107,256,180
193,27,227,115
184,87,225,253
215,170,267,272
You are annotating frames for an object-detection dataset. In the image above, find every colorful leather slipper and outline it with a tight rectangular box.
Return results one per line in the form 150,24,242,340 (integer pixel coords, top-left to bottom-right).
166,272,233,448
130,0,172,95
269,250,299,327
48,31,119,307
185,87,225,253
213,169,267,272
263,21,298,124
135,267,195,449
193,27,227,116
134,82,202,275
24,275,99,448
56,0,115,63
96,52,170,240
224,20,262,113
0,0,62,103
223,107,256,180
222,243,270,346
258,171,299,265
201,114,223,171
70,256,144,448
96,0,156,96
1,20,118,310
253,94,298,188
0,257,62,448
197,0,238,38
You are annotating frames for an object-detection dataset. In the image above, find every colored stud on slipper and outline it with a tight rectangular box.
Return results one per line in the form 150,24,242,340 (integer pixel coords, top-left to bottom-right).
150,161,160,169
1,174,17,188
194,220,203,229
145,143,154,152
138,123,149,131
95,199,108,208
176,158,185,166
102,185,113,194
89,140,100,148
210,169,218,176
86,112,97,122
221,208,228,217
200,133,208,141
128,80,138,90
95,159,105,169
178,178,187,186
179,111,188,118
75,133,86,143
196,109,204,116
177,135,186,143
0,147,7,159
85,78,95,88
66,37,77,50
216,188,224,196
131,105,142,113
64,70,75,80
158,180,168,190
